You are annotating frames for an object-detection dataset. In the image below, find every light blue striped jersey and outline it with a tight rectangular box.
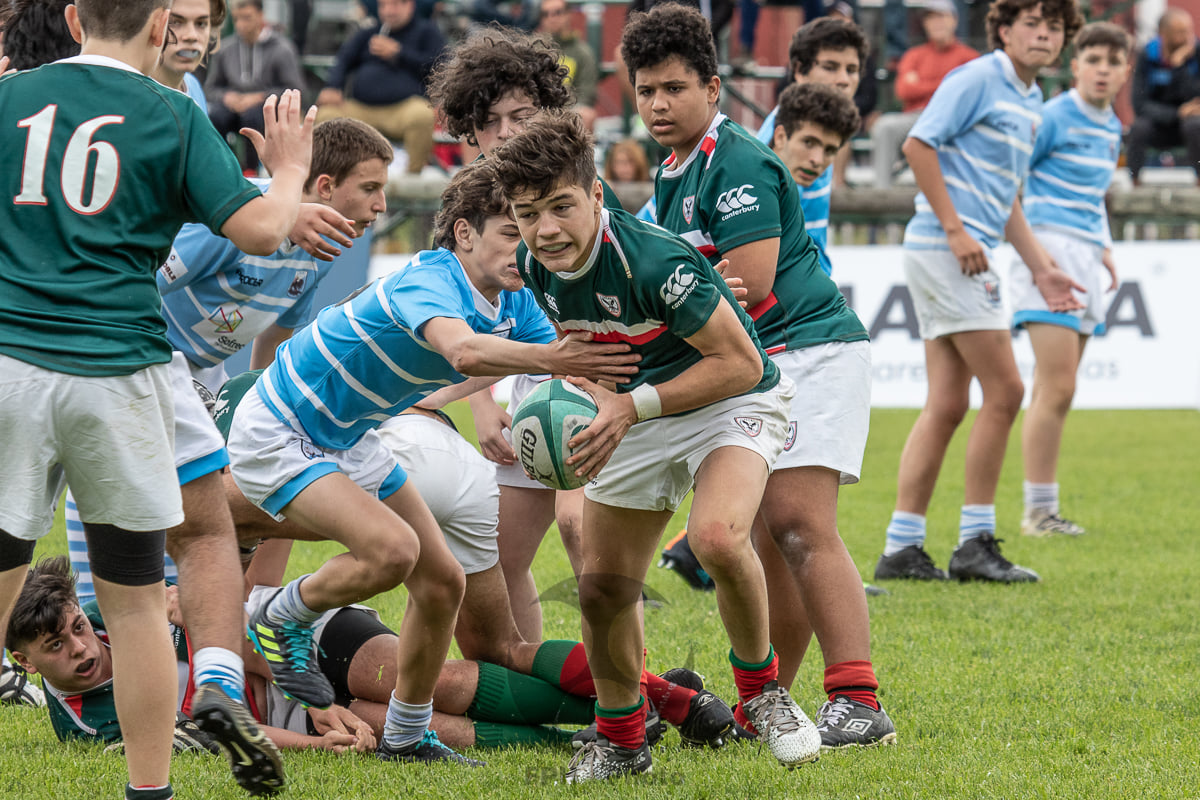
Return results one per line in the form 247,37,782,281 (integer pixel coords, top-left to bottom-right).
1023,89,1120,248
258,247,556,451
758,106,833,276
904,51,1043,250
157,180,335,367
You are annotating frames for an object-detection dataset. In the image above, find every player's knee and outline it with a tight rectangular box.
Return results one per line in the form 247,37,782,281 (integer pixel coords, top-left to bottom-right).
364,537,420,593
991,377,1025,418
412,557,465,615
577,572,641,619
688,522,751,575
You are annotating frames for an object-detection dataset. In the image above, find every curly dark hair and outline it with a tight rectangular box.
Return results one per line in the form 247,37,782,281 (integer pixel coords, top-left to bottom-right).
788,16,869,79
620,2,718,85
432,160,513,251
985,0,1083,53
775,82,860,143
491,112,596,203
3,0,80,70
426,26,572,147
6,556,78,652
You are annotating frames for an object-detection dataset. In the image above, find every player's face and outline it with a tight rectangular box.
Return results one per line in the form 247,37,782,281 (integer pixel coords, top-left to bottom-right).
795,47,861,97
635,56,721,159
475,90,541,157
773,121,843,187
510,179,604,273
14,607,111,694
999,4,1066,76
538,0,570,36
379,0,416,30
1072,45,1129,109
325,158,389,235
163,0,212,77
465,214,526,300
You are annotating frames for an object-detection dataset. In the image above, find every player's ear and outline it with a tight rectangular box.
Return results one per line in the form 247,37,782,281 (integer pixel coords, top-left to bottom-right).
591,178,603,209
706,74,721,105
9,650,37,675
148,5,171,49
772,125,787,151
315,174,335,202
65,4,84,44
453,217,474,251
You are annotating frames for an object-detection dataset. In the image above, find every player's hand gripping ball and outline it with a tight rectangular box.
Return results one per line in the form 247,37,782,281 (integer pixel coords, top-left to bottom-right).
511,379,598,490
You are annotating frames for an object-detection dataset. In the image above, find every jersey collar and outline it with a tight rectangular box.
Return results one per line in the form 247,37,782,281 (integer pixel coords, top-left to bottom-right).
1066,88,1115,126
552,208,609,282
992,50,1041,98
660,113,726,178
55,54,143,74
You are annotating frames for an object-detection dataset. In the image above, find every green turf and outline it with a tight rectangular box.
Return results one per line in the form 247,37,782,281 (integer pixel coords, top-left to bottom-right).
3,408,1198,798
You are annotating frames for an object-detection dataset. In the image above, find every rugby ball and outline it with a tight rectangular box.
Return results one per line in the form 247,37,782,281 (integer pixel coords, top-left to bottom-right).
511,379,598,490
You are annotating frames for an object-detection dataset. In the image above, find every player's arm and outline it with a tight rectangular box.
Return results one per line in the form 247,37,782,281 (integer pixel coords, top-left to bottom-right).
1004,199,1085,312
290,203,357,262
420,316,640,382
902,135,988,275
564,297,764,480
249,324,295,370
219,91,315,256
718,238,779,309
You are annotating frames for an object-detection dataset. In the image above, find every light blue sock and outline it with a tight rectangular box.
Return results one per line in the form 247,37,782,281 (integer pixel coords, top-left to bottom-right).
884,511,926,556
265,575,322,626
192,647,246,704
383,693,433,750
958,505,996,545
1023,481,1058,514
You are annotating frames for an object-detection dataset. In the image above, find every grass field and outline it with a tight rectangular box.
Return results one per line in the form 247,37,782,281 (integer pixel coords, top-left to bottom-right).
2,407,1198,799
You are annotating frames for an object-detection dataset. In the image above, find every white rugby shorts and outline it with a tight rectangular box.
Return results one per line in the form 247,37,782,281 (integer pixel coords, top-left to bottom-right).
1011,228,1109,336
904,247,1008,339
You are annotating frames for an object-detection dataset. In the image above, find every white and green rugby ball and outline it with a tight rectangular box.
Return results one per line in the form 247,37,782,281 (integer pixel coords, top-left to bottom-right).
511,379,598,490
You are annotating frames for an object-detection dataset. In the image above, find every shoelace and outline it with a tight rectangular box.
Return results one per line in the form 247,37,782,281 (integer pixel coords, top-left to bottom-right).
978,535,1015,567
914,547,939,569
751,688,804,735
567,739,614,776
278,621,316,669
816,698,853,731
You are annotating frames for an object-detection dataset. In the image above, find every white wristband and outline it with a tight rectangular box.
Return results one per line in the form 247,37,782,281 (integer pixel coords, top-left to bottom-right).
629,383,662,422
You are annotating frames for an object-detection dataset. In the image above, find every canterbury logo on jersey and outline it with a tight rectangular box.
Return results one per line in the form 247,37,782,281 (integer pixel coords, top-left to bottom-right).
660,264,698,308
715,184,758,214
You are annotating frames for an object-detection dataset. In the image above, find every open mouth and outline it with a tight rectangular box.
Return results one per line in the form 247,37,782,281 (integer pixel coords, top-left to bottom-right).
540,242,570,256
175,49,202,60
77,657,96,677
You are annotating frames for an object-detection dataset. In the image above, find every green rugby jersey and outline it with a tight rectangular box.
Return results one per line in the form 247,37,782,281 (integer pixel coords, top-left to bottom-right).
518,206,779,400
0,56,261,376
653,113,867,353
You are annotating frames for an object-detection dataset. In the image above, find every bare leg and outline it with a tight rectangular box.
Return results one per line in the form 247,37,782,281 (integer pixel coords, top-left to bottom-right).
1022,324,1088,484
495,484,556,641
167,471,244,654
687,447,774,666
93,575,176,789
455,564,539,672
554,488,586,578
752,521,812,689
950,330,1025,505
757,466,869,688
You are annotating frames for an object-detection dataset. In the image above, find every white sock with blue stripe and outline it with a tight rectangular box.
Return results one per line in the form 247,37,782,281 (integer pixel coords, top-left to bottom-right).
192,647,247,704
383,693,433,750
883,511,926,556
265,575,321,626
958,505,996,545
1023,481,1058,515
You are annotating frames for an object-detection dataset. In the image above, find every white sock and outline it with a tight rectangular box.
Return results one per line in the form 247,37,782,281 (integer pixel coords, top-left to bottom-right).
1023,481,1059,515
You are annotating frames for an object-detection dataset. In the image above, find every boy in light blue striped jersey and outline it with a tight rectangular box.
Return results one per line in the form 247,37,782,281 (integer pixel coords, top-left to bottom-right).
1012,22,1131,538
875,0,1086,585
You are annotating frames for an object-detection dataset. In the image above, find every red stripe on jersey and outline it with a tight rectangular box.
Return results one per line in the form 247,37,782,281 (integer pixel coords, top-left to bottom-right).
589,325,669,346
698,244,718,258
65,693,85,718
700,135,717,156
765,344,787,355
747,292,778,321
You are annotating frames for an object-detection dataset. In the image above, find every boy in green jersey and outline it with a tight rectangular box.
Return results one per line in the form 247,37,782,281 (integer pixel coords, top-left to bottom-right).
492,113,822,782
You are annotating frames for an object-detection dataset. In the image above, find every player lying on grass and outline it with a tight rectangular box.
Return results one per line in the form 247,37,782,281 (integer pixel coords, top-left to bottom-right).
5,557,596,754
215,368,736,754
221,160,640,765
490,112,823,782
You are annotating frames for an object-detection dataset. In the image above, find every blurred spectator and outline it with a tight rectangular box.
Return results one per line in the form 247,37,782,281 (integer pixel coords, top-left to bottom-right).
604,139,650,183
2,0,79,71
826,1,876,187
1128,7,1200,185
871,0,977,187
316,0,445,175
536,0,598,129
206,0,305,174
290,0,312,54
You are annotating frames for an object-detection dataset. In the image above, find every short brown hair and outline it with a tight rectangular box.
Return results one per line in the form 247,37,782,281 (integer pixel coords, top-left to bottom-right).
431,160,512,251
490,112,596,203
306,118,394,194
788,17,869,79
6,556,78,652
985,0,1083,53
76,0,170,42
775,82,861,144
1073,20,1131,55
426,26,572,147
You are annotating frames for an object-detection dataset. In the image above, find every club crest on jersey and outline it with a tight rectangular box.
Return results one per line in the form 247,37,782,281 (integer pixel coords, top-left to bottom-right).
300,440,324,460
660,264,698,308
543,293,560,315
783,421,796,451
682,195,695,224
734,416,763,437
287,272,307,297
209,306,243,333
715,184,759,220
596,293,621,317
